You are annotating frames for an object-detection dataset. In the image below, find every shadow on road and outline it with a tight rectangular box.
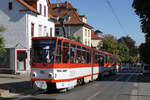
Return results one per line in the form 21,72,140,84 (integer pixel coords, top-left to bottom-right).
0,97,62,100
96,70,150,83
0,81,31,94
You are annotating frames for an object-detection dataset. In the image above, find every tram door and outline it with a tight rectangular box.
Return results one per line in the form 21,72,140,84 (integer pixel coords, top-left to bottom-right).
17,50,26,71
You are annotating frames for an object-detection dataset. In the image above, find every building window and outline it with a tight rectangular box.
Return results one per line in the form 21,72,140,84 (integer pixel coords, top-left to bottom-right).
55,28,59,36
88,30,90,37
39,4,42,15
8,1,12,10
50,28,53,37
38,25,42,36
31,23,34,37
44,6,46,16
85,40,87,45
85,29,87,37
64,15,70,22
44,26,47,36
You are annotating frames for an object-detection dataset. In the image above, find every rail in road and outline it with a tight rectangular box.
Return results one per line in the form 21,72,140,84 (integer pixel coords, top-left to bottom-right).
2,69,150,100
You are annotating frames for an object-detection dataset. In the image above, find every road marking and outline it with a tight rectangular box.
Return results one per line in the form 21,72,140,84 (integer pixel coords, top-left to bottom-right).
14,95,31,100
130,90,138,100
86,75,123,100
134,83,138,87
113,71,135,100
114,75,124,81
86,91,102,100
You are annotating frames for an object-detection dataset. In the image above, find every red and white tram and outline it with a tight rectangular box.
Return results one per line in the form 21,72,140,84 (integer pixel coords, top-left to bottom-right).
31,37,118,90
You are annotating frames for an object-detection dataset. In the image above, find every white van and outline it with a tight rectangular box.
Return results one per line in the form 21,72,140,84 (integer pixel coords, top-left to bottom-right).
143,65,150,75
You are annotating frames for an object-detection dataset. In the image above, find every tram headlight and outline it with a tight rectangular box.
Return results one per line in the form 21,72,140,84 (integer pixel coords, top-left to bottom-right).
48,73,53,79
31,72,37,78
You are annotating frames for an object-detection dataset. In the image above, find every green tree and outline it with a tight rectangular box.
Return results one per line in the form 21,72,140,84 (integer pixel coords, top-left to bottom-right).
118,36,138,57
0,26,6,32
132,0,150,42
0,26,6,55
117,41,130,64
101,34,118,54
132,0,150,64
73,36,82,43
139,42,150,64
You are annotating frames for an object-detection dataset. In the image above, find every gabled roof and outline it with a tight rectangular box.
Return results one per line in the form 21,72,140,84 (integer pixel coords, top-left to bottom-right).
16,0,55,19
91,30,103,39
16,0,38,14
49,2,93,29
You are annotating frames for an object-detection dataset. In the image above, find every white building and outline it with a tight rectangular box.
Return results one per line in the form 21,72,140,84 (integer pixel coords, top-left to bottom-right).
0,0,55,74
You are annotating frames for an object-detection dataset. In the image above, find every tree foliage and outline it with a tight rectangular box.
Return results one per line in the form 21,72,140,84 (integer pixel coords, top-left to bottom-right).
132,0,150,64
101,34,118,54
0,26,6,32
73,36,82,43
139,42,150,64
132,0,150,42
0,26,6,55
118,36,138,57
117,41,130,64
100,34,138,64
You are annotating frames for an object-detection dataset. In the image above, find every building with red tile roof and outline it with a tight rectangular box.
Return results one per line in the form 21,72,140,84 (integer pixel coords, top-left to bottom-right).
49,1,93,46
91,30,103,49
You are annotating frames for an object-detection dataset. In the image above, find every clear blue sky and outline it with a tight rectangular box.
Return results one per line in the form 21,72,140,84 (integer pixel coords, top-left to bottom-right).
51,0,145,46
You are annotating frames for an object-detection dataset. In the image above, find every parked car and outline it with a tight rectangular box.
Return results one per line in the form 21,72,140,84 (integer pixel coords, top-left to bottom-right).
121,65,129,71
142,64,150,75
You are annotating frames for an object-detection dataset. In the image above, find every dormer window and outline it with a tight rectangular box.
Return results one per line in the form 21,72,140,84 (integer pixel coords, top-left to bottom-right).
64,15,70,22
39,4,42,15
8,1,12,10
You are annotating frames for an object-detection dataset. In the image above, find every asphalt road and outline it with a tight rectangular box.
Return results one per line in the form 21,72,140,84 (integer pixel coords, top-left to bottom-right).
1,69,150,100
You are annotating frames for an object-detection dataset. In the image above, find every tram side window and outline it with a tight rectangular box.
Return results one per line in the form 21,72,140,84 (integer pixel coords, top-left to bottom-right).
70,43,76,64
114,56,118,64
82,47,86,64
56,40,61,64
95,52,98,64
109,56,113,64
99,56,104,66
77,45,81,63
63,42,69,64
105,55,108,64
87,48,90,64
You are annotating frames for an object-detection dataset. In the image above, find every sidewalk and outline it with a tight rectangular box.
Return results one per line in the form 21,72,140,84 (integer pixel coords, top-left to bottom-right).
0,74,31,98
0,74,30,80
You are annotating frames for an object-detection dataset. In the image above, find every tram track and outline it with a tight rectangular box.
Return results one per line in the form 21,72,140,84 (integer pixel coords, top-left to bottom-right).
86,70,137,100
13,71,137,100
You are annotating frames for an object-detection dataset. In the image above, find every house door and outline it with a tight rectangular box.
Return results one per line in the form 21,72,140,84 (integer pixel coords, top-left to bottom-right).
17,50,26,71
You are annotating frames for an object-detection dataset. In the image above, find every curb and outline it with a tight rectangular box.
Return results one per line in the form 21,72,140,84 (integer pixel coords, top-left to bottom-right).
0,89,19,98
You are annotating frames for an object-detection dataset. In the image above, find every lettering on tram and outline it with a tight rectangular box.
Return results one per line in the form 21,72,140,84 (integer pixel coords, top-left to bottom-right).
31,37,118,91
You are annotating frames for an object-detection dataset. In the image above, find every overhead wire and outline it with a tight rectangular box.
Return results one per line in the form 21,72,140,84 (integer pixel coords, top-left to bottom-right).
106,0,128,35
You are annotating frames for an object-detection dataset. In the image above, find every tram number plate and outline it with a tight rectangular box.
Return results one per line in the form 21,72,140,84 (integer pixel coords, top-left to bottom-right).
34,81,47,90
40,70,44,74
